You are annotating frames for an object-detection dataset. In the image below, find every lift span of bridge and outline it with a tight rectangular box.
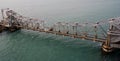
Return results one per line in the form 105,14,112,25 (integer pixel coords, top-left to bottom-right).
0,8,120,53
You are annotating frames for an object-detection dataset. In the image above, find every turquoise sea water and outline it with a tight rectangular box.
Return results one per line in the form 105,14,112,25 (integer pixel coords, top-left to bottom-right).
0,30,120,61
0,0,120,61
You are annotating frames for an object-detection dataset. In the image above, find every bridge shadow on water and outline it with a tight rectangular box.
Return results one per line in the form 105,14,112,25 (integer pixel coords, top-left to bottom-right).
101,49,120,61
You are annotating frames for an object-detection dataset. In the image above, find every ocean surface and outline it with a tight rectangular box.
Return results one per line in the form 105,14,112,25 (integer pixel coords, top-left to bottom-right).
0,0,120,61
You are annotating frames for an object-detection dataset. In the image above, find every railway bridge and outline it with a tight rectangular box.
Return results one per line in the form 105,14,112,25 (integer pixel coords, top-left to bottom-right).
0,8,120,53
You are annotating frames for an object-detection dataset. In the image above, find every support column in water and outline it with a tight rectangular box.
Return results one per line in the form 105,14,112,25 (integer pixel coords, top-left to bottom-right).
102,32,112,53
102,20,114,53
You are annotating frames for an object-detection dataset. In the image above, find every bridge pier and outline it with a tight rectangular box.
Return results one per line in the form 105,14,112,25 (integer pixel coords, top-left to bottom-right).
102,42,113,53
102,32,113,53
8,25,21,32
0,25,3,33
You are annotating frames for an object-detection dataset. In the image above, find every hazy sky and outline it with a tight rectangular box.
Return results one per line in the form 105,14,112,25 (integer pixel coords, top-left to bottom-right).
0,0,120,22
0,0,115,9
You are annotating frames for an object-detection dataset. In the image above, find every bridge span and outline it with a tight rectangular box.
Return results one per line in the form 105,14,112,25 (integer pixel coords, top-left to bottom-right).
0,8,120,53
